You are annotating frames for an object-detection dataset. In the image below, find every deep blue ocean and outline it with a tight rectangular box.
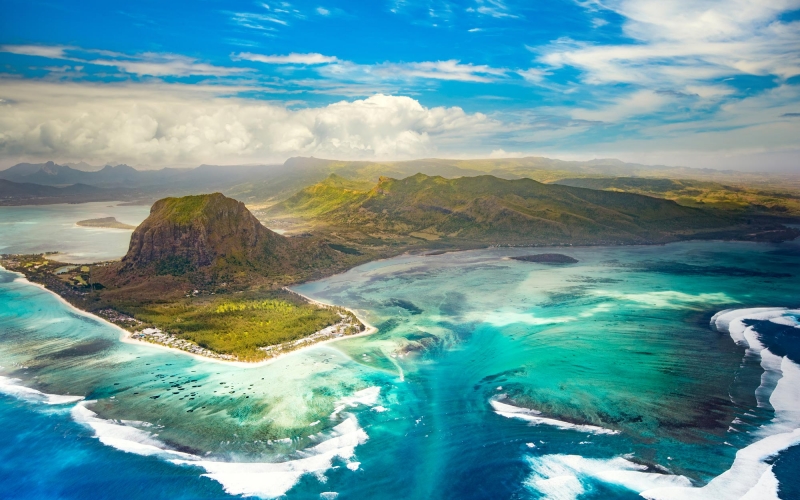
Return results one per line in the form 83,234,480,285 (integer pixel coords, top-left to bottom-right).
0,204,798,499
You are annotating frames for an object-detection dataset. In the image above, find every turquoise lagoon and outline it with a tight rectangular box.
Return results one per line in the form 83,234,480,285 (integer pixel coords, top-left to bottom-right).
0,204,799,499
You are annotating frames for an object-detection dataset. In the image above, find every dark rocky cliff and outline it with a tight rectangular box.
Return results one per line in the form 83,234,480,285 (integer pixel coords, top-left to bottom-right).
100,193,345,291
122,193,288,271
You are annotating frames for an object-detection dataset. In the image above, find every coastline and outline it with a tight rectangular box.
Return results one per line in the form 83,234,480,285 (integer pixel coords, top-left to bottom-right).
0,264,379,368
5,232,793,369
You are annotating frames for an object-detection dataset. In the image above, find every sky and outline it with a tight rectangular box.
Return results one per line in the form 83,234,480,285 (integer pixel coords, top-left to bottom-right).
0,0,799,171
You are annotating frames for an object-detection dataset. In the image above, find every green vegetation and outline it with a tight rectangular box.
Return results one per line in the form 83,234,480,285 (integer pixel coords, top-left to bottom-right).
0,254,363,362
224,157,800,210
156,194,223,224
278,174,373,216
554,177,800,216
270,173,773,247
6,174,797,363
126,293,344,361
155,255,195,276
328,243,361,255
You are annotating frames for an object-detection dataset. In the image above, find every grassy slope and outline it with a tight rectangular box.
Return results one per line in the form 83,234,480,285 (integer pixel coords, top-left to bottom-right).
273,173,751,246
553,177,800,216
230,157,800,219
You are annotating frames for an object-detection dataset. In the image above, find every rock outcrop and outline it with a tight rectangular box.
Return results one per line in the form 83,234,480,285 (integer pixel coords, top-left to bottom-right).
105,193,343,289
122,193,288,271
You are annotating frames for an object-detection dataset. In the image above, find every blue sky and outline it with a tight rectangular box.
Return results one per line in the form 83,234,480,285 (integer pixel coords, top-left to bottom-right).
0,0,799,170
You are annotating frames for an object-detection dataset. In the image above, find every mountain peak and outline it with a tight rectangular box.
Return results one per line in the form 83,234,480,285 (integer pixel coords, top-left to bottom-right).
121,193,286,273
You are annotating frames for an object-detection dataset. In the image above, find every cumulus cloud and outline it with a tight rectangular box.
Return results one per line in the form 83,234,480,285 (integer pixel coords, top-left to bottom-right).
0,80,497,165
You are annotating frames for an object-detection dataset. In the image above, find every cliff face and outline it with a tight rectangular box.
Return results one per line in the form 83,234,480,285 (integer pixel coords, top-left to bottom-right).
122,193,287,271
92,193,360,300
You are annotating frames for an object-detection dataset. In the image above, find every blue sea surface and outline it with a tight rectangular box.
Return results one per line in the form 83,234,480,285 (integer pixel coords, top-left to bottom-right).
1,204,799,499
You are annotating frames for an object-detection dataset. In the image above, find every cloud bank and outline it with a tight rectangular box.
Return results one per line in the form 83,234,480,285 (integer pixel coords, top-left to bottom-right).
0,81,495,165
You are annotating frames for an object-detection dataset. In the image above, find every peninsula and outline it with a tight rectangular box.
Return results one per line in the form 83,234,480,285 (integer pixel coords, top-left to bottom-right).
2,193,368,362
3,175,798,363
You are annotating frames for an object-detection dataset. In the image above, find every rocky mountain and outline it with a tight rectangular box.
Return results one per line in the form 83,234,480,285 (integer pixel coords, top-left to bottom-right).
104,193,347,292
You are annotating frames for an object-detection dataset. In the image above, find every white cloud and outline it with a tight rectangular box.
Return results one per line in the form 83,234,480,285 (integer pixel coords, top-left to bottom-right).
517,68,550,83
488,148,524,158
235,52,339,65
395,60,507,82
571,90,673,122
0,45,248,77
0,44,70,59
316,7,330,16
92,54,250,77
550,83,800,169
318,59,508,84
235,52,508,83
539,0,800,87
0,80,497,165
468,0,519,19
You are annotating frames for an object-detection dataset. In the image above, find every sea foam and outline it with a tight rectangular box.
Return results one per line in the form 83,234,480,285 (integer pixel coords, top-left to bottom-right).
524,454,691,499
490,399,620,435
71,395,372,498
641,307,800,500
174,417,368,498
0,375,84,405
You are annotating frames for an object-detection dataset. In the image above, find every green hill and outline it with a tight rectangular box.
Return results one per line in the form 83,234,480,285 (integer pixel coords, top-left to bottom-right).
272,173,770,246
554,177,800,216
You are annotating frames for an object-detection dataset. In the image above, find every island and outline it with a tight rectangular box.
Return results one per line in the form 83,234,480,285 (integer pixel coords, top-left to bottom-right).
76,217,137,230
511,254,579,264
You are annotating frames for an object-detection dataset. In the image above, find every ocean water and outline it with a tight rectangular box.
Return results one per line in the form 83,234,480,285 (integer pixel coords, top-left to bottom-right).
0,202,150,263
0,204,799,499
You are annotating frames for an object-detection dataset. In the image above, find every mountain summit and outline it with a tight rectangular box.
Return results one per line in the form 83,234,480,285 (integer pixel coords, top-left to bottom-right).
122,193,288,272
102,193,346,293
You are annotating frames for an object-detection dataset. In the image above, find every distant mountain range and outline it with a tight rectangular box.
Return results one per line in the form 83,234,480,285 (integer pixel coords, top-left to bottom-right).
0,179,135,205
0,161,286,204
2,157,798,212
0,161,278,189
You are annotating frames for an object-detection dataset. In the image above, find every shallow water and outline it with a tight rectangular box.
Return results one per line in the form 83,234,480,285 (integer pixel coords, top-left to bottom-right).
0,202,150,262
1,204,799,499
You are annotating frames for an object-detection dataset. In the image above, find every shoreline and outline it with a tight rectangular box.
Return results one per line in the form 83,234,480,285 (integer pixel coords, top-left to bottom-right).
284,287,378,338
2,232,794,368
0,264,379,368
